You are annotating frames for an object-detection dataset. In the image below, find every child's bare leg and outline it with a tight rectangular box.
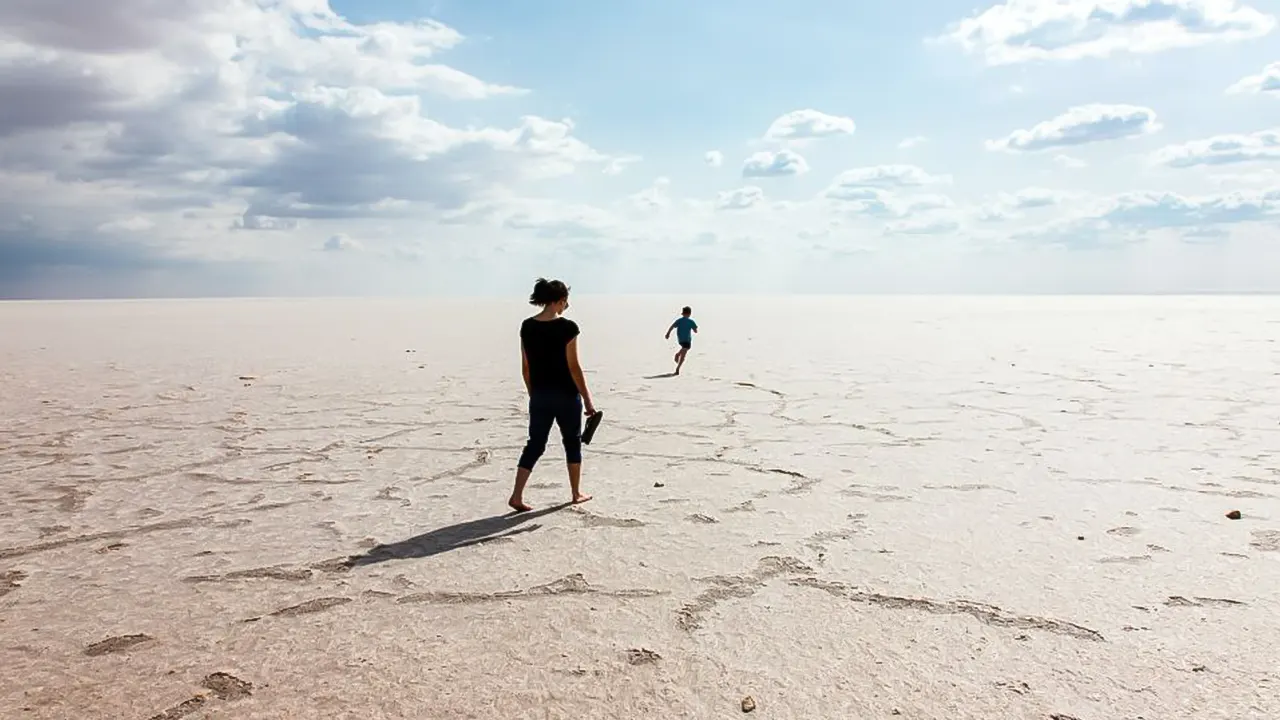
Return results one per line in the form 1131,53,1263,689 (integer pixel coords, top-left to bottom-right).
509,467,533,512
567,462,591,504
675,348,688,374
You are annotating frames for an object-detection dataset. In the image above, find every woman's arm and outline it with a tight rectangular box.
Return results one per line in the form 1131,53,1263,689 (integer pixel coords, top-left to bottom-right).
565,337,595,413
521,343,531,394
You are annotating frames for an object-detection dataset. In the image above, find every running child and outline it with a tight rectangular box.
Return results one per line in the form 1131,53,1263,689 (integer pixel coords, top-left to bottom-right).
664,306,698,375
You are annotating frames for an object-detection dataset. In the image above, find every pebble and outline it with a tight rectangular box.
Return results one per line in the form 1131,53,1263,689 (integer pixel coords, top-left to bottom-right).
1226,510,1242,520
626,648,661,665
741,696,756,713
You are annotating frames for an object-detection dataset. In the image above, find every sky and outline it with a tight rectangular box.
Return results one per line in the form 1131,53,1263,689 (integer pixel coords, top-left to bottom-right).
2,0,1280,298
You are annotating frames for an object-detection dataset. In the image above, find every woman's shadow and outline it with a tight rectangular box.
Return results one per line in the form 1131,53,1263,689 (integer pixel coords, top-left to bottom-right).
344,502,572,568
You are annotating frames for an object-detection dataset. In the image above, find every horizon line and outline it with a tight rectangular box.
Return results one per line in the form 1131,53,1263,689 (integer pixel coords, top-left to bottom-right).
4,290,1280,303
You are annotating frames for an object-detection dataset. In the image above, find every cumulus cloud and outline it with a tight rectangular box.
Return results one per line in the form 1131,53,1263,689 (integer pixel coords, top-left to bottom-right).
742,149,810,178
825,165,951,193
1227,61,1280,94
898,136,928,149
763,109,856,142
884,217,960,235
1054,154,1088,169
1182,226,1231,241
940,0,1276,65
1005,187,1065,209
987,104,1160,152
323,234,361,252
1011,186,1280,247
97,216,157,233
825,187,954,219
1151,128,1280,167
976,187,1068,221
0,0,628,295
456,195,622,240
1209,168,1280,185
233,214,298,231
704,150,724,167
504,213,612,239
229,97,613,222
1009,216,1125,247
629,177,672,211
717,186,765,210
1102,188,1280,227
603,155,643,175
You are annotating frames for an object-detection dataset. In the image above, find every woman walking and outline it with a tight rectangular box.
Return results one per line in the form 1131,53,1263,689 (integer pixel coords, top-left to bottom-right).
509,278,596,512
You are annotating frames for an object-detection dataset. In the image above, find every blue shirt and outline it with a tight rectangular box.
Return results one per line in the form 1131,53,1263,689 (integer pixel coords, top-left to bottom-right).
673,316,697,344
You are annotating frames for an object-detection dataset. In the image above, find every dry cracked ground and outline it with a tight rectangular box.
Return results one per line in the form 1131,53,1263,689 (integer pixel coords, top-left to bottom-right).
1,297,1278,719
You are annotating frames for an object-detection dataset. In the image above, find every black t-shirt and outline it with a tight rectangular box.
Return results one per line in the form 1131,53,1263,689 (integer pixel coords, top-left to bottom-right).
520,317,580,395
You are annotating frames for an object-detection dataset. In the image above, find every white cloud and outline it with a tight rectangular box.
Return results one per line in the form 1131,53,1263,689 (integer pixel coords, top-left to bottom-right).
898,135,928,149
1054,154,1088,169
233,214,299,232
1182,226,1231,241
629,177,672,211
1102,188,1280,227
0,0,624,277
826,165,951,193
1209,168,1280,185
941,0,1276,65
504,210,614,239
1227,61,1280,95
1009,216,1124,247
1151,127,1280,167
742,149,810,178
987,104,1160,152
704,150,724,167
442,193,623,240
603,155,643,175
97,216,156,233
717,186,765,210
323,234,361,252
900,194,955,213
1006,187,1066,209
763,109,856,142
884,217,960,235
1010,186,1280,247
225,97,616,224
977,187,1069,221
825,186,954,219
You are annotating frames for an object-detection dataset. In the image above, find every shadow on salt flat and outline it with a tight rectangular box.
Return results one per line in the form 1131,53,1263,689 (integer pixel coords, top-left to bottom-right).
343,502,573,568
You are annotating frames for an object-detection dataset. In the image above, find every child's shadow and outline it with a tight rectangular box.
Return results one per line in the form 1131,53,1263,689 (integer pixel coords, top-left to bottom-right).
643,372,678,379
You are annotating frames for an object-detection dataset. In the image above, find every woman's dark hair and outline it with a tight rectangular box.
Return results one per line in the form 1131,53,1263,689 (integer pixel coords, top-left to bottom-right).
529,277,570,306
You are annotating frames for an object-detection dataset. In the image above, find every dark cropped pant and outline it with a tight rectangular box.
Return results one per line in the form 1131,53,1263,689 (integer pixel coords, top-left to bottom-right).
517,391,583,470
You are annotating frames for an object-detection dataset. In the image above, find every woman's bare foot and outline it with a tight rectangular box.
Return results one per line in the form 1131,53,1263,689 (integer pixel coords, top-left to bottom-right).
572,493,593,504
509,499,533,513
